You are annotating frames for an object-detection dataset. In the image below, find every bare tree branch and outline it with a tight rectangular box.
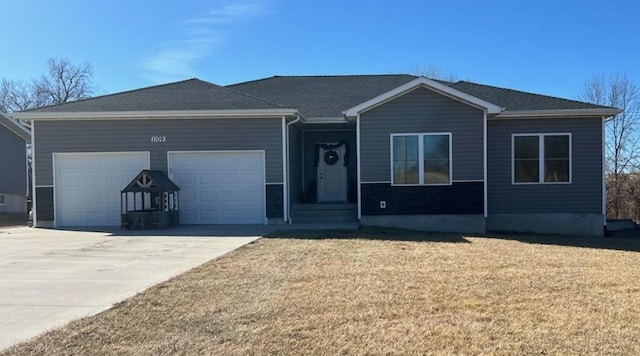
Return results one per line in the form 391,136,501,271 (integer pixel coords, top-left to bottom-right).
410,65,458,83
33,58,95,106
579,74,640,218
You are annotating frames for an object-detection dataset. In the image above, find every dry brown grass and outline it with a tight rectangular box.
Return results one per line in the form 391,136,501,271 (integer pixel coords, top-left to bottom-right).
4,228,640,355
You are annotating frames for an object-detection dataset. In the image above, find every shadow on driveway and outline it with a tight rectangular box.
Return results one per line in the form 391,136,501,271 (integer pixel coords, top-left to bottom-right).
53,224,278,237
37,225,640,251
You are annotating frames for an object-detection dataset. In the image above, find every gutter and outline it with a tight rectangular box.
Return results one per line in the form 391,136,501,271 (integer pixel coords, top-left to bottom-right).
0,114,31,142
493,108,621,119
284,114,303,223
12,109,299,120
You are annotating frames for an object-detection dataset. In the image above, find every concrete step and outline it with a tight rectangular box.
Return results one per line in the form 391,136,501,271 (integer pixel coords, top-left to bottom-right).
292,215,358,224
291,203,358,224
292,209,358,218
293,203,357,211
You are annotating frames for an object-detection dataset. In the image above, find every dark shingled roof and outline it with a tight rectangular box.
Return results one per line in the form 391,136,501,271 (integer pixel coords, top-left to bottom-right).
122,170,180,193
227,75,419,118
229,75,613,117
28,79,285,112
448,81,608,111
24,75,613,117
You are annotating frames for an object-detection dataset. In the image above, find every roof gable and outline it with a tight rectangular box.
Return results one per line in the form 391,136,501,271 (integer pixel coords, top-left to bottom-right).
344,77,503,117
122,170,180,193
230,75,619,118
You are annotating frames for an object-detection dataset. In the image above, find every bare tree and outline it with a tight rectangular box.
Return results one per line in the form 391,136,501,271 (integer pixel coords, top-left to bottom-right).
410,65,458,83
1,58,95,113
580,74,640,218
33,58,95,106
0,79,38,113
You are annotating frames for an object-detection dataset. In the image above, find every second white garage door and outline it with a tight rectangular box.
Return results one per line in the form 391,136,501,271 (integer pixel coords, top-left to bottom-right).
168,151,266,224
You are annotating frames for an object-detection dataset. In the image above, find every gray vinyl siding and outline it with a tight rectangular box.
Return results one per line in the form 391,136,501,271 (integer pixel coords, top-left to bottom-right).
0,125,27,195
34,118,284,186
288,124,303,204
360,87,484,182
487,117,603,214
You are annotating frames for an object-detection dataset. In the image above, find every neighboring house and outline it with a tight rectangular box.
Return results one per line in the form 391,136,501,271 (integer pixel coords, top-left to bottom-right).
12,75,620,236
0,113,30,214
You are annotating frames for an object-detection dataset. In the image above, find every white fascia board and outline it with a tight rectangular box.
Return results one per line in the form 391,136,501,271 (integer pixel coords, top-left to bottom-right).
304,116,349,124
343,77,503,117
0,113,31,141
13,109,299,121
493,108,621,119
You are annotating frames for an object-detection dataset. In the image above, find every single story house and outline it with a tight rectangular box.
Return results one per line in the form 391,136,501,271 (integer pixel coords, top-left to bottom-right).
0,113,30,214
12,75,620,236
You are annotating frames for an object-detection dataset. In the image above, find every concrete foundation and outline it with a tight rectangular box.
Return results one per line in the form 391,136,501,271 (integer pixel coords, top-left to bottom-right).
606,219,636,232
267,218,288,225
486,213,604,237
360,214,486,234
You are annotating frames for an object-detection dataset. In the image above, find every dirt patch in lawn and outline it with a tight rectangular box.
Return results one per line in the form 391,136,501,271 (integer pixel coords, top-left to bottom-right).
4,228,640,355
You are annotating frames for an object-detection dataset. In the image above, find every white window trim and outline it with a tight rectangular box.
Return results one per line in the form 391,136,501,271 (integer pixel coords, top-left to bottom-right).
390,132,453,186
511,133,572,185
0,194,5,206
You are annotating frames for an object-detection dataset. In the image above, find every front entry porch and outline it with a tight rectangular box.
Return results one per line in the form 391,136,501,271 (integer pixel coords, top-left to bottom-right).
300,126,357,204
288,123,358,223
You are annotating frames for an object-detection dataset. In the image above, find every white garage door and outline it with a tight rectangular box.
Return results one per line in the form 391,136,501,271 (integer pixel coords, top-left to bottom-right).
168,151,265,224
54,152,150,227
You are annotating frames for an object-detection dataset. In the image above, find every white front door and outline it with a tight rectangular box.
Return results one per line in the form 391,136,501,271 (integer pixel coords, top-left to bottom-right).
317,144,347,202
168,151,265,224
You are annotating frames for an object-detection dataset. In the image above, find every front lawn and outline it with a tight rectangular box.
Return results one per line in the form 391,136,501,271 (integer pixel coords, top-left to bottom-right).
4,228,640,355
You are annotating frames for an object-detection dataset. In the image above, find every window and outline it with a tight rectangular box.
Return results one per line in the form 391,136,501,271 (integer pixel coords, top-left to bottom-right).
0,195,4,206
513,134,571,184
392,133,451,185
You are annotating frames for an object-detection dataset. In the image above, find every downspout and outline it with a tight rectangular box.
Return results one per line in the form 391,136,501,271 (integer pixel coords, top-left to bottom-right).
30,121,37,227
602,116,607,230
356,114,362,220
483,110,488,219
285,114,302,223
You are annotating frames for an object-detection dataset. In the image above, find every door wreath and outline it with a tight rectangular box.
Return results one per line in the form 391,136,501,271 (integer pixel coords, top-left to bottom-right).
314,141,349,167
324,150,340,165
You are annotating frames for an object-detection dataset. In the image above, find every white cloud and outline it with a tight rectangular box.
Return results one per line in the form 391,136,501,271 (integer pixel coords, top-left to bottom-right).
141,0,268,83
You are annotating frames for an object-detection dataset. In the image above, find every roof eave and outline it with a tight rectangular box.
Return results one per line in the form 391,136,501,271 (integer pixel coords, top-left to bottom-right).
303,116,350,124
493,108,622,119
343,76,503,117
0,113,31,142
13,109,299,121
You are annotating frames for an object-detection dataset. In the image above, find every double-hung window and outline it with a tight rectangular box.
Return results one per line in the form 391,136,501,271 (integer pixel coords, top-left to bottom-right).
513,133,571,184
391,133,452,185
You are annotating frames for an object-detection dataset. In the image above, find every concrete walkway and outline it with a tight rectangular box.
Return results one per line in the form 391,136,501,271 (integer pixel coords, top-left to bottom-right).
0,226,263,350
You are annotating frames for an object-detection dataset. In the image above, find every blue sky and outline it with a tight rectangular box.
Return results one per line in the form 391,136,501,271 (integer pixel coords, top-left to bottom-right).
2,0,638,100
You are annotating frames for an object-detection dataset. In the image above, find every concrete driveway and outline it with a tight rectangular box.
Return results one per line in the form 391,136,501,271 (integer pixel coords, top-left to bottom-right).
0,225,269,350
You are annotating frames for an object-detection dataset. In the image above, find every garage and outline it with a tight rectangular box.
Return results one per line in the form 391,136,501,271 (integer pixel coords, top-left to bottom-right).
54,152,150,227
168,151,265,224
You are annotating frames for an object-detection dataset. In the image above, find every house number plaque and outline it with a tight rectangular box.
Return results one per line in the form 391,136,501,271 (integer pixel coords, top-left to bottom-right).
151,135,167,143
